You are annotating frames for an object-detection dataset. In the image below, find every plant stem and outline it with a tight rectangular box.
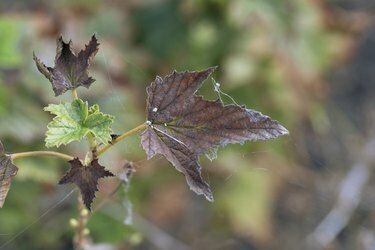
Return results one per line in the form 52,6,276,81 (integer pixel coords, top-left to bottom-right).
96,122,147,157
73,197,89,250
86,132,98,162
72,88,79,100
68,89,95,249
11,151,74,161
86,133,96,149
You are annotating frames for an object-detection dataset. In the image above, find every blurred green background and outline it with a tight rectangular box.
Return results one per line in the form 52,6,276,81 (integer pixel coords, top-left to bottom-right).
1,0,375,249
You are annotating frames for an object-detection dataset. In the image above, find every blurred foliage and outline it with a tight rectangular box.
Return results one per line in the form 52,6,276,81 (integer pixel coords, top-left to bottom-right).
0,0,375,249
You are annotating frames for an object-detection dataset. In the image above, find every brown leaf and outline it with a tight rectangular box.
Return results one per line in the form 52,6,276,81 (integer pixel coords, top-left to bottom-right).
59,158,113,210
141,128,213,201
33,35,99,96
141,67,288,201
0,141,18,208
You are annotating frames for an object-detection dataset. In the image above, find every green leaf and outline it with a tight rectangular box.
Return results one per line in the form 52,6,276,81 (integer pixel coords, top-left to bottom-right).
44,99,114,147
88,104,100,115
85,113,114,142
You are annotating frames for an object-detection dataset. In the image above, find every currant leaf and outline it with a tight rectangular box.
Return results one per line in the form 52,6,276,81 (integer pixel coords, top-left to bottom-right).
0,141,18,208
141,67,288,201
33,35,99,96
59,158,114,210
44,99,113,147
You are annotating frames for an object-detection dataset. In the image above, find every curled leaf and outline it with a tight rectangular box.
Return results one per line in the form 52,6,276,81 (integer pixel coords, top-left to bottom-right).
141,68,288,201
33,35,99,96
59,158,114,210
0,141,18,208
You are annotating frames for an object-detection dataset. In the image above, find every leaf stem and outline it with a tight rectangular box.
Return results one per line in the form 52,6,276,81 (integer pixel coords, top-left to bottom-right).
97,122,147,157
72,88,79,100
11,151,74,161
85,132,98,163
86,133,97,151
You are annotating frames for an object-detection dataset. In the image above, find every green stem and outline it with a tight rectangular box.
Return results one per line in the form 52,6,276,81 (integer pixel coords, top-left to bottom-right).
85,132,98,162
86,133,97,151
72,88,79,100
96,123,147,157
11,151,74,161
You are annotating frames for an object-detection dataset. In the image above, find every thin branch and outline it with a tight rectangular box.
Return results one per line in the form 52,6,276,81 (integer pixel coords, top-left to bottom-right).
100,208,191,250
96,123,147,157
133,213,191,250
73,198,90,250
11,151,74,161
305,137,375,249
85,132,98,163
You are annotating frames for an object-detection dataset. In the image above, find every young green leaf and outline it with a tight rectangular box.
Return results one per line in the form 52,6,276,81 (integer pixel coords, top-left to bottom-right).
44,99,113,147
88,104,100,115
141,68,289,201
59,158,114,210
33,35,99,96
0,141,18,208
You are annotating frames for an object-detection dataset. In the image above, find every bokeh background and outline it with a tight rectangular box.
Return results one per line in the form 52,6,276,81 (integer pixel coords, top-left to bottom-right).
1,0,375,249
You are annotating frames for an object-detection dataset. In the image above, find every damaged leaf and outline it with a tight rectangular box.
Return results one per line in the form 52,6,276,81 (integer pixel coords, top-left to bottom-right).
141,67,288,201
44,99,113,147
0,141,18,208
33,35,99,96
59,158,114,210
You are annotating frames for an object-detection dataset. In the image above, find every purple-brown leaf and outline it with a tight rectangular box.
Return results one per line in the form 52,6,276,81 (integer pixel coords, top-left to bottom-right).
0,141,18,208
59,158,113,210
141,67,288,201
33,35,99,96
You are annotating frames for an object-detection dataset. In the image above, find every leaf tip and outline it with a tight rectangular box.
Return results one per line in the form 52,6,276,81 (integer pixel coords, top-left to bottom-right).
201,66,217,76
90,34,99,44
207,65,218,72
186,175,214,202
205,191,214,202
192,185,214,202
277,123,289,136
